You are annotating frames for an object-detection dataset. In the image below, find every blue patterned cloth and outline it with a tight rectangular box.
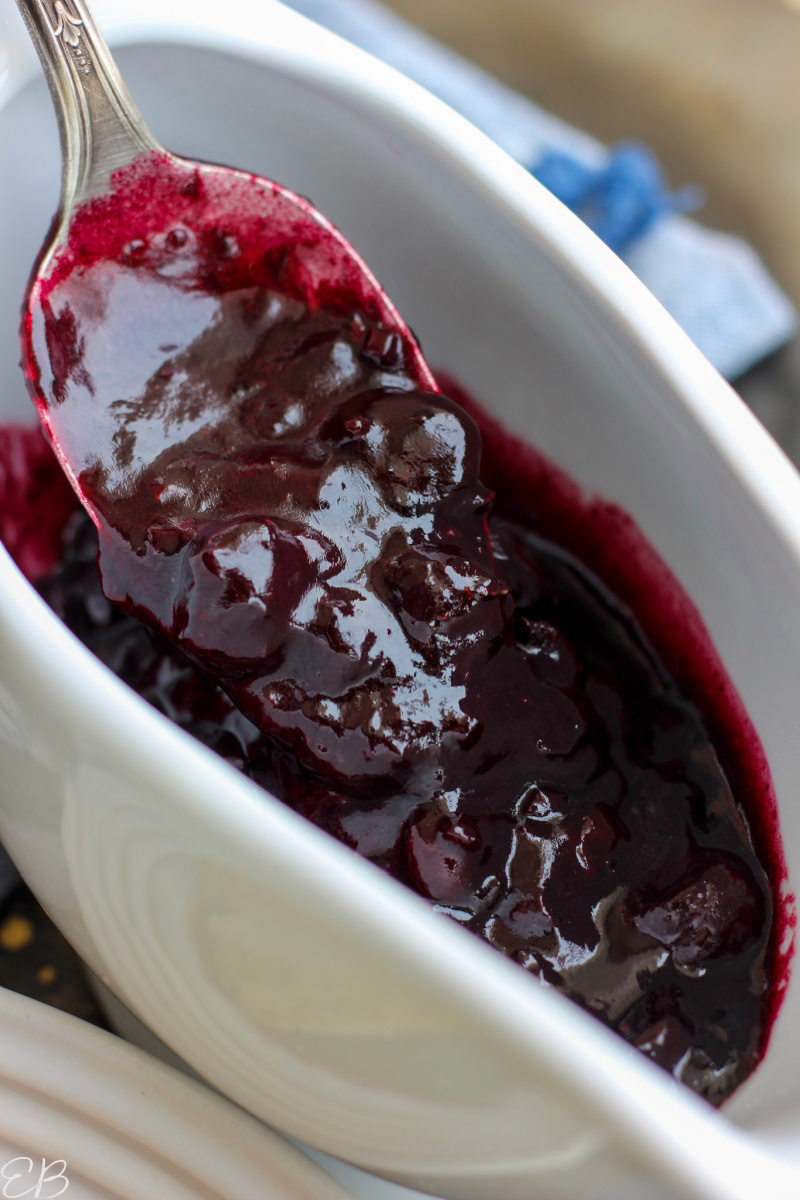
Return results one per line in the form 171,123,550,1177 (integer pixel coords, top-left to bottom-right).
531,142,702,254
286,0,796,380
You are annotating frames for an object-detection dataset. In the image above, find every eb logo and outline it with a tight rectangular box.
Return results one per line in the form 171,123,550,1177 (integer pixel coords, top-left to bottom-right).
1,1159,68,1198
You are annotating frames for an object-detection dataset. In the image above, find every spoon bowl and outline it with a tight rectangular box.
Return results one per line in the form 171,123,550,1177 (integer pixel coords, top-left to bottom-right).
15,0,434,517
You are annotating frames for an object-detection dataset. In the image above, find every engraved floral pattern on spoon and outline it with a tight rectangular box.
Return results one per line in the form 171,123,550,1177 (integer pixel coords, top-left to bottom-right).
50,0,91,73
52,0,82,45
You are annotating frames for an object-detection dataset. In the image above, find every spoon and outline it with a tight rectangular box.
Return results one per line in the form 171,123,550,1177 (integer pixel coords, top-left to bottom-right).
14,0,437,513
14,0,449,728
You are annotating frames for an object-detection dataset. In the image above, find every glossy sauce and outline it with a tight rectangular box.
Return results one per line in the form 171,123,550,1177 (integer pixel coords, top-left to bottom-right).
12,154,790,1104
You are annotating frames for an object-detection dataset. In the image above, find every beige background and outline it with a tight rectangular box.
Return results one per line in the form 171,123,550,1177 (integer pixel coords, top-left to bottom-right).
384,0,800,310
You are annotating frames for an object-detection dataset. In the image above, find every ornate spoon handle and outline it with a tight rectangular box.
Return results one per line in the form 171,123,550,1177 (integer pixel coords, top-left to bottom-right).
13,0,159,207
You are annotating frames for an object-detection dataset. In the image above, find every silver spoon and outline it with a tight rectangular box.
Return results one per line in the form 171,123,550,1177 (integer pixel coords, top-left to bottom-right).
14,0,436,505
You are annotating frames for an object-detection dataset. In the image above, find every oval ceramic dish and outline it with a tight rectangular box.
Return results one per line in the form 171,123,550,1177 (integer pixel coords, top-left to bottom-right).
1,3,800,1199
0,983,350,1200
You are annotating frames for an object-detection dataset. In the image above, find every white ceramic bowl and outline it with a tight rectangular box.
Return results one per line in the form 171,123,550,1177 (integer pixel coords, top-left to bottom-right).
0,983,350,1200
1,3,800,1199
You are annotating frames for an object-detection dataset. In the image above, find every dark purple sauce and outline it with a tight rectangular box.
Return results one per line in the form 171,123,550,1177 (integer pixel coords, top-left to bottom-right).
12,154,792,1104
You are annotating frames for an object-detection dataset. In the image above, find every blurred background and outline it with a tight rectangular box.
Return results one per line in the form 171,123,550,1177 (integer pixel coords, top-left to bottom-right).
374,0,800,458
383,0,800,313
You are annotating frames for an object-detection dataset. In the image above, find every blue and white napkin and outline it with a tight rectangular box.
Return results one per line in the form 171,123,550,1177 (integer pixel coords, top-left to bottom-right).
287,0,796,381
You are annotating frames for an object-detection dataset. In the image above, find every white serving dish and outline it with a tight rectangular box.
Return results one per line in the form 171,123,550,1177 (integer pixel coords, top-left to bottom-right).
0,982,350,1200
1,2,800,1198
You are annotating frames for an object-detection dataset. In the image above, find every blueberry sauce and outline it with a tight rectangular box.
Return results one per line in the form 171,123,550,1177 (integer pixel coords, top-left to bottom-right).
11,154,791,1104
